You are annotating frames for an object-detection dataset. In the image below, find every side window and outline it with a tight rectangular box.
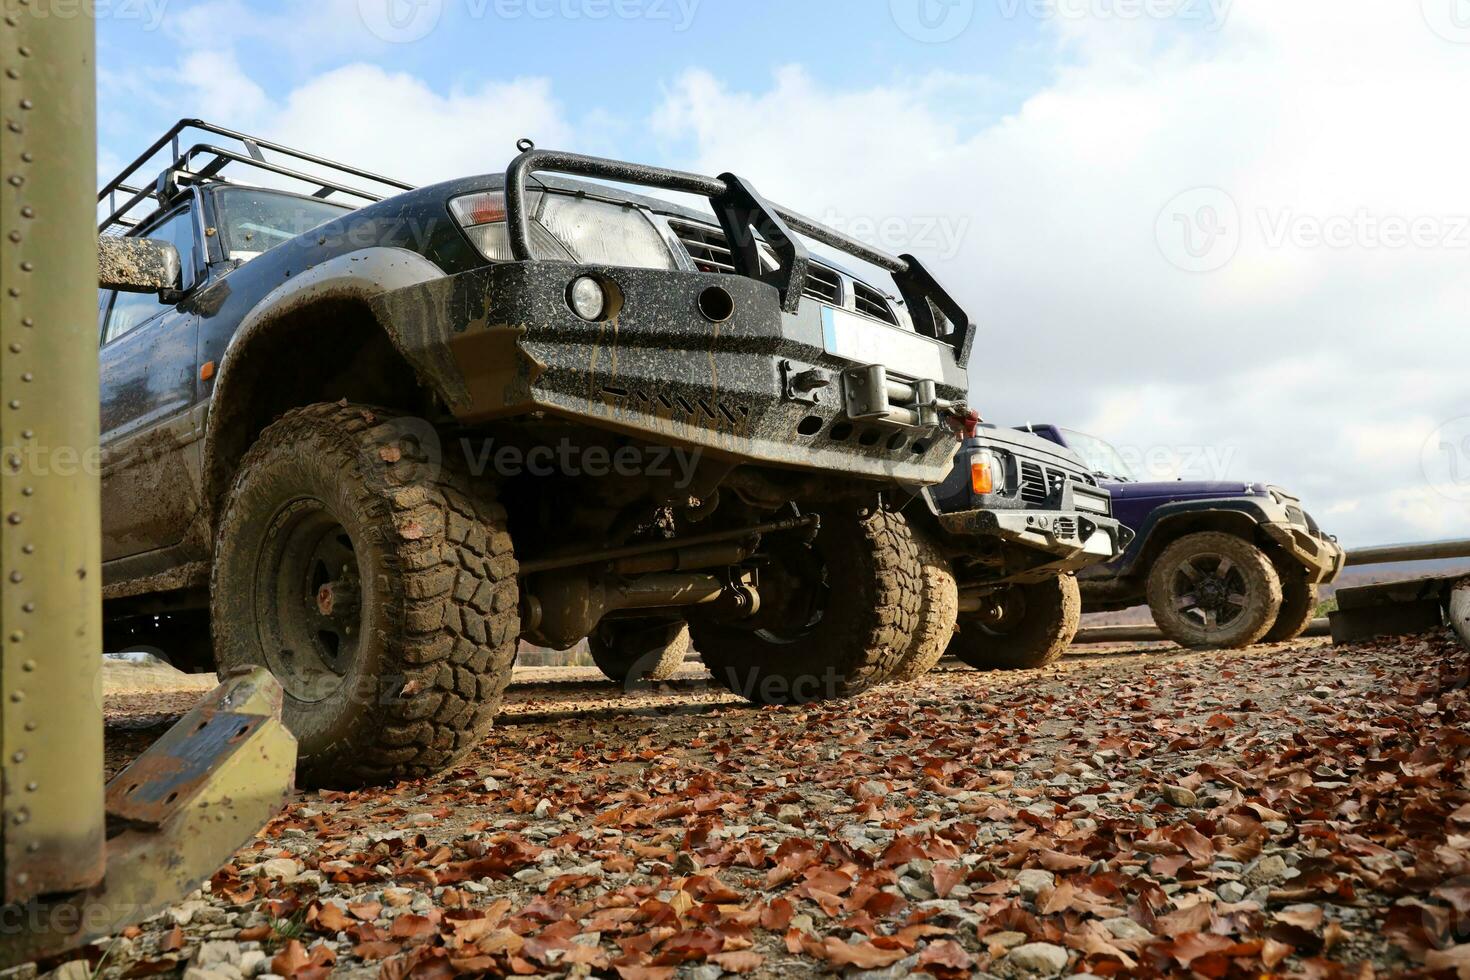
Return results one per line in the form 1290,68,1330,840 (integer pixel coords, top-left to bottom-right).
101,207,198,345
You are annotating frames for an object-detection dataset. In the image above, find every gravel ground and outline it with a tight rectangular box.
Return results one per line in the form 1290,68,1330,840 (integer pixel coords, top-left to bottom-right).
24,629,1470,979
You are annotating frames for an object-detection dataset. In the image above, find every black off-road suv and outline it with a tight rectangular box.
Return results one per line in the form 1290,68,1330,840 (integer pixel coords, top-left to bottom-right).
97,121,973,786
886,426,1131,680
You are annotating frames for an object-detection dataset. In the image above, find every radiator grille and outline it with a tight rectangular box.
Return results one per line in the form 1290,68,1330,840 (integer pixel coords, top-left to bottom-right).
670,220,843,306
1020,461,1049,505
852,281,898,325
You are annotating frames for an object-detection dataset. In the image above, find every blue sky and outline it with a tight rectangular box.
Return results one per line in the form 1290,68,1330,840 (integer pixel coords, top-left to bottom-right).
92,1,1470,547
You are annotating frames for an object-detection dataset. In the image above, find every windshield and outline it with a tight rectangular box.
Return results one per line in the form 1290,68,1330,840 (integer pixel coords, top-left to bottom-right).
214,188,353,262
1060,428,1137,481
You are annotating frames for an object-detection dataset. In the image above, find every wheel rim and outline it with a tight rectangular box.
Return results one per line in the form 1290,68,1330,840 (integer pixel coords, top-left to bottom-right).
1168,552,1250,631
974,587,1027,637
745,537,830,644
254,499,363,702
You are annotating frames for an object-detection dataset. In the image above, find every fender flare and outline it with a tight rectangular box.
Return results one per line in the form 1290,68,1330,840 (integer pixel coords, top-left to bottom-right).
200,247,448,518
1117,497,1278,577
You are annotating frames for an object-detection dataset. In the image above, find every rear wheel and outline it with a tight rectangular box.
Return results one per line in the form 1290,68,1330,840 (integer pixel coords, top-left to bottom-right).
689,506,921,705
1146,532,1282,649
589,618,690,685
887,530,958,683
211,403,520,788
949,575,1080,671
1263,567,1318,643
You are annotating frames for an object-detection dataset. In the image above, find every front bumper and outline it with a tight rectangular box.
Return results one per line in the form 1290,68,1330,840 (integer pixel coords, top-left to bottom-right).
376,261,970,485
939,507,1132,573
1261,521,1345,584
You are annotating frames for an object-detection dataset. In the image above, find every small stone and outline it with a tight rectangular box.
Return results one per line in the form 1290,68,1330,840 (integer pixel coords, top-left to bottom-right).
989,931,1028,949
1162,785,1198,807
1244,854,1289,888
860,780,888,799
167,900,207,927
256,858,301,882
1016,869,1055,900
534,799,553,819
239,951,268,978
776,804,803,825
407,813,436,826
482,777,500,792
1070,795,1100,812
1217,881,1248,903
183,969,241,980
41,964,89,980
1003,941,1071,976
1104,917,1153,941
849,955,920,980
898,877,936,900
689,965,723,980
193,941,242,968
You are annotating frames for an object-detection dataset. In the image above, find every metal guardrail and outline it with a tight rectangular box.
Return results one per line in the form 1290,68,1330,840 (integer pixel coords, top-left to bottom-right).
1343,538,1470,567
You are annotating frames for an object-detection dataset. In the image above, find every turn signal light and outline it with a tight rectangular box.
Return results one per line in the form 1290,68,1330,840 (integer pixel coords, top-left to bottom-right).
971,457,995,495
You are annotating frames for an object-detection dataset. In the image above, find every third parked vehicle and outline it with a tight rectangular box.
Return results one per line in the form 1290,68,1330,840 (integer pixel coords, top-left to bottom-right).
1023,425,1344,649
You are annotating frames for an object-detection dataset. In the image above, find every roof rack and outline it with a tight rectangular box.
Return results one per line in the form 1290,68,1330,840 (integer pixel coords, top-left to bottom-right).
98,118,416,235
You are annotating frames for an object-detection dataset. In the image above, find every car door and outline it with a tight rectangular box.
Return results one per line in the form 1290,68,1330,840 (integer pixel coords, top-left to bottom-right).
99,204,204,562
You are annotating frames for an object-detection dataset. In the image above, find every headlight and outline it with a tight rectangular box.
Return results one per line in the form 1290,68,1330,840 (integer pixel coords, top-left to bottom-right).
450,190,675,270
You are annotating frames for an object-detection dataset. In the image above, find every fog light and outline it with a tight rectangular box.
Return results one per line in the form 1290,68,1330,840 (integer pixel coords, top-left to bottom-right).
568,276,607,321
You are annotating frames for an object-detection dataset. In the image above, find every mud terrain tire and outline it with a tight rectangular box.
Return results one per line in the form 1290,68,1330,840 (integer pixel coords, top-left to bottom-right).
1263,567,1318,643
949,575,1080,671
690,506,921,705
887,530,958,683
1147,531,1282,650
211,402,519,788
589,619,690,685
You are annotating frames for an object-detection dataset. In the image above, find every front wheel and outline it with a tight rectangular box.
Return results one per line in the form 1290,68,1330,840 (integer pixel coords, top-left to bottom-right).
211,403,520,788
689,506,921,705
1146,531,1282,649
949,575,1080,671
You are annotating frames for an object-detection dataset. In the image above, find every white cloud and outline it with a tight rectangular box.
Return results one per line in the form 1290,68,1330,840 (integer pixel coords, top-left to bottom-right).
650,1,1470,547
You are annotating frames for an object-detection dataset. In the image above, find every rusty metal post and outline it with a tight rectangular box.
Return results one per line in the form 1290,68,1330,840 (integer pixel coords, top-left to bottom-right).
0,0,107,902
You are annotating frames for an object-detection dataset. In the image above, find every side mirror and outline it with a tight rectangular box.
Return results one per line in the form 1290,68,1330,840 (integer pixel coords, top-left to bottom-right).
98,236,183,296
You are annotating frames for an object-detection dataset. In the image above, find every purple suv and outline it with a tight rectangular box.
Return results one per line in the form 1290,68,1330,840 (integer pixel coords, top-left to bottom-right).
1024,425,1344,649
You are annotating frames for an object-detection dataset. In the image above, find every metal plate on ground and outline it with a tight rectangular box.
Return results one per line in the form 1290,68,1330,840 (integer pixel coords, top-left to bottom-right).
106,710,265,826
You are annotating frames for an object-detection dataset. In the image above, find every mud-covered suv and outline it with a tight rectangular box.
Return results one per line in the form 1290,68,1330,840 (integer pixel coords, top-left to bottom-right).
888,426,1131,679
97,121,973,786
